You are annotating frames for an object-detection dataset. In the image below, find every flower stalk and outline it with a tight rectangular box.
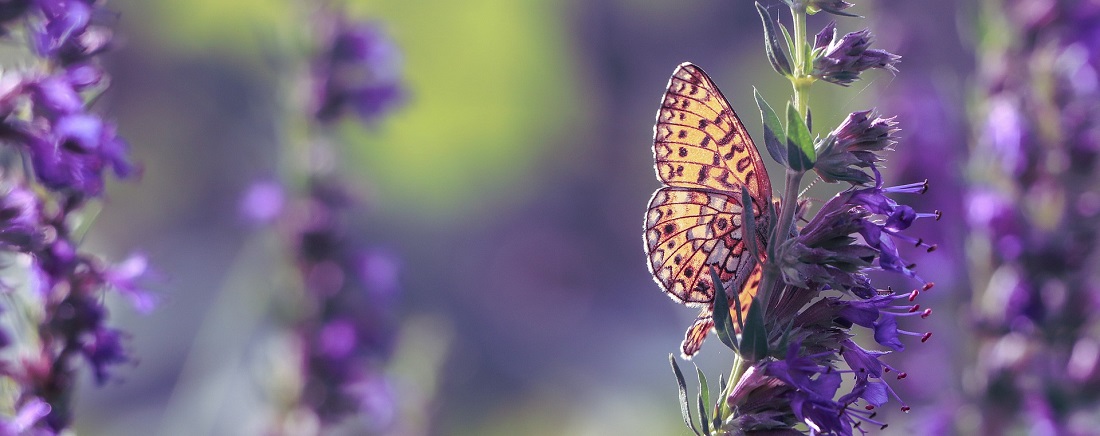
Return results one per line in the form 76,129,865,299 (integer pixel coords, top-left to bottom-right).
0,1,149,432
250,4,405,433
666,2,924,435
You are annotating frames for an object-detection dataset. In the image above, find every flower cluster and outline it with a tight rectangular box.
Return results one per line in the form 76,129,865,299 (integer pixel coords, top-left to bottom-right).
667,2,933,435
966,1,1100,433
290,179,400,425
723,173,937,434
811,22,900,86
252,9,405,432
0,0,148,433
812,110,898,185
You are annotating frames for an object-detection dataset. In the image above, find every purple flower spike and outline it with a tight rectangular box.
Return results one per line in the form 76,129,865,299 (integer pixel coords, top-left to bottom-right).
0,0,146,433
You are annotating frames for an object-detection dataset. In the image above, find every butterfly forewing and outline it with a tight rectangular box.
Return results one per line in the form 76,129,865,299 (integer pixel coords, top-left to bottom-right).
644,62,773,358
652,63,773,211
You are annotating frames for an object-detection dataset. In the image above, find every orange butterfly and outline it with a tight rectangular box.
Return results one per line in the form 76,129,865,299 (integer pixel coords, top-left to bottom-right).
644,63,774,358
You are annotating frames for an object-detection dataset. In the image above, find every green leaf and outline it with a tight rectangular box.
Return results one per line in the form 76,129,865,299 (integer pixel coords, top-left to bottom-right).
778,317,796,357
670,355,703,436
754,88,787,167
755,2,792,77
779,22,796,65
697,389,710,435
709,267,740,353
739,298,770,362
786,102,815,171
696,365,711,419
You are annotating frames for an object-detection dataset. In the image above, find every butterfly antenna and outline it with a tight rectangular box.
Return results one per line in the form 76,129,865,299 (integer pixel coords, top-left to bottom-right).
842,74,896,112
799,174,821,198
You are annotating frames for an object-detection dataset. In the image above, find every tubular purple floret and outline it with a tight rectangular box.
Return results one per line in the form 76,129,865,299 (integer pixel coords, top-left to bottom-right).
883,180,929,195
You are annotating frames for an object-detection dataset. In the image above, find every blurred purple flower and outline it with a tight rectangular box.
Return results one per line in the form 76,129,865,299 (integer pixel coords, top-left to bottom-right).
0,0,145,432
965,0,1100,432
31,0,112,65
312,20,404,123
26,113,133,195
0,398,51,436
0,185,44,251
240,180,285,224
292,180,400,423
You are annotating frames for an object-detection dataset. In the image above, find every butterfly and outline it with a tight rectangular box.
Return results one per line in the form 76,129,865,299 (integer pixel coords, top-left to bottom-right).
644,63,774,358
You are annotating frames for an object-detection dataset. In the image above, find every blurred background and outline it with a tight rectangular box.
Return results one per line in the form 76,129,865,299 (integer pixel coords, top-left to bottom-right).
72,0,976,434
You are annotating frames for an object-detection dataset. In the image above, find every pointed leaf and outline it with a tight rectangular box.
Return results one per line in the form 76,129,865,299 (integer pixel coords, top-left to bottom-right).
755,2,792,77
778,318,796,357
779,22,796,66
731,272,745,331
786,102,815,171
696,365,711,417
739,298,770,362
806,107,813,132
754,88,787,167
697,390,710,435
710,266,740,352
670,355,703,436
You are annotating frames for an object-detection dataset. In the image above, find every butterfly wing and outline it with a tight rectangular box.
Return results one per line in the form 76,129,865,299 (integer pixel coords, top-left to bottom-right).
644,62,773,358
652,63,773,209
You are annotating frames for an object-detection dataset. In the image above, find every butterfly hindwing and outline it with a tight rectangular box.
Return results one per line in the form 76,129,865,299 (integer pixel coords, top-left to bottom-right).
645,187,749,304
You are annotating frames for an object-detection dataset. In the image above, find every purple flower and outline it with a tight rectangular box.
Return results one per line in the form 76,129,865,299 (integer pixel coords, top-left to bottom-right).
26,114,133,195
81,328,127,384
964,1,1100,432
312,20,404,123
287,178,401,424
0,185,43,251
776,171,938,297
0,398,52,436
240,180,285,224
761,341,901,434
814,110,899,184
101,254,155,313
11,69,135,196
812,22,900,86
31,0,112,65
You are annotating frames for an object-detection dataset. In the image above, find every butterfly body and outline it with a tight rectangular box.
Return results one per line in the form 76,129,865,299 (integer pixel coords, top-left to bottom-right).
643,63,774,358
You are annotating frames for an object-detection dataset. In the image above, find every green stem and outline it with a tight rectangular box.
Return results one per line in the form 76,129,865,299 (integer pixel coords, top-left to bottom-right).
790,3,807,72
788,2,811,119
714,354,746,430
